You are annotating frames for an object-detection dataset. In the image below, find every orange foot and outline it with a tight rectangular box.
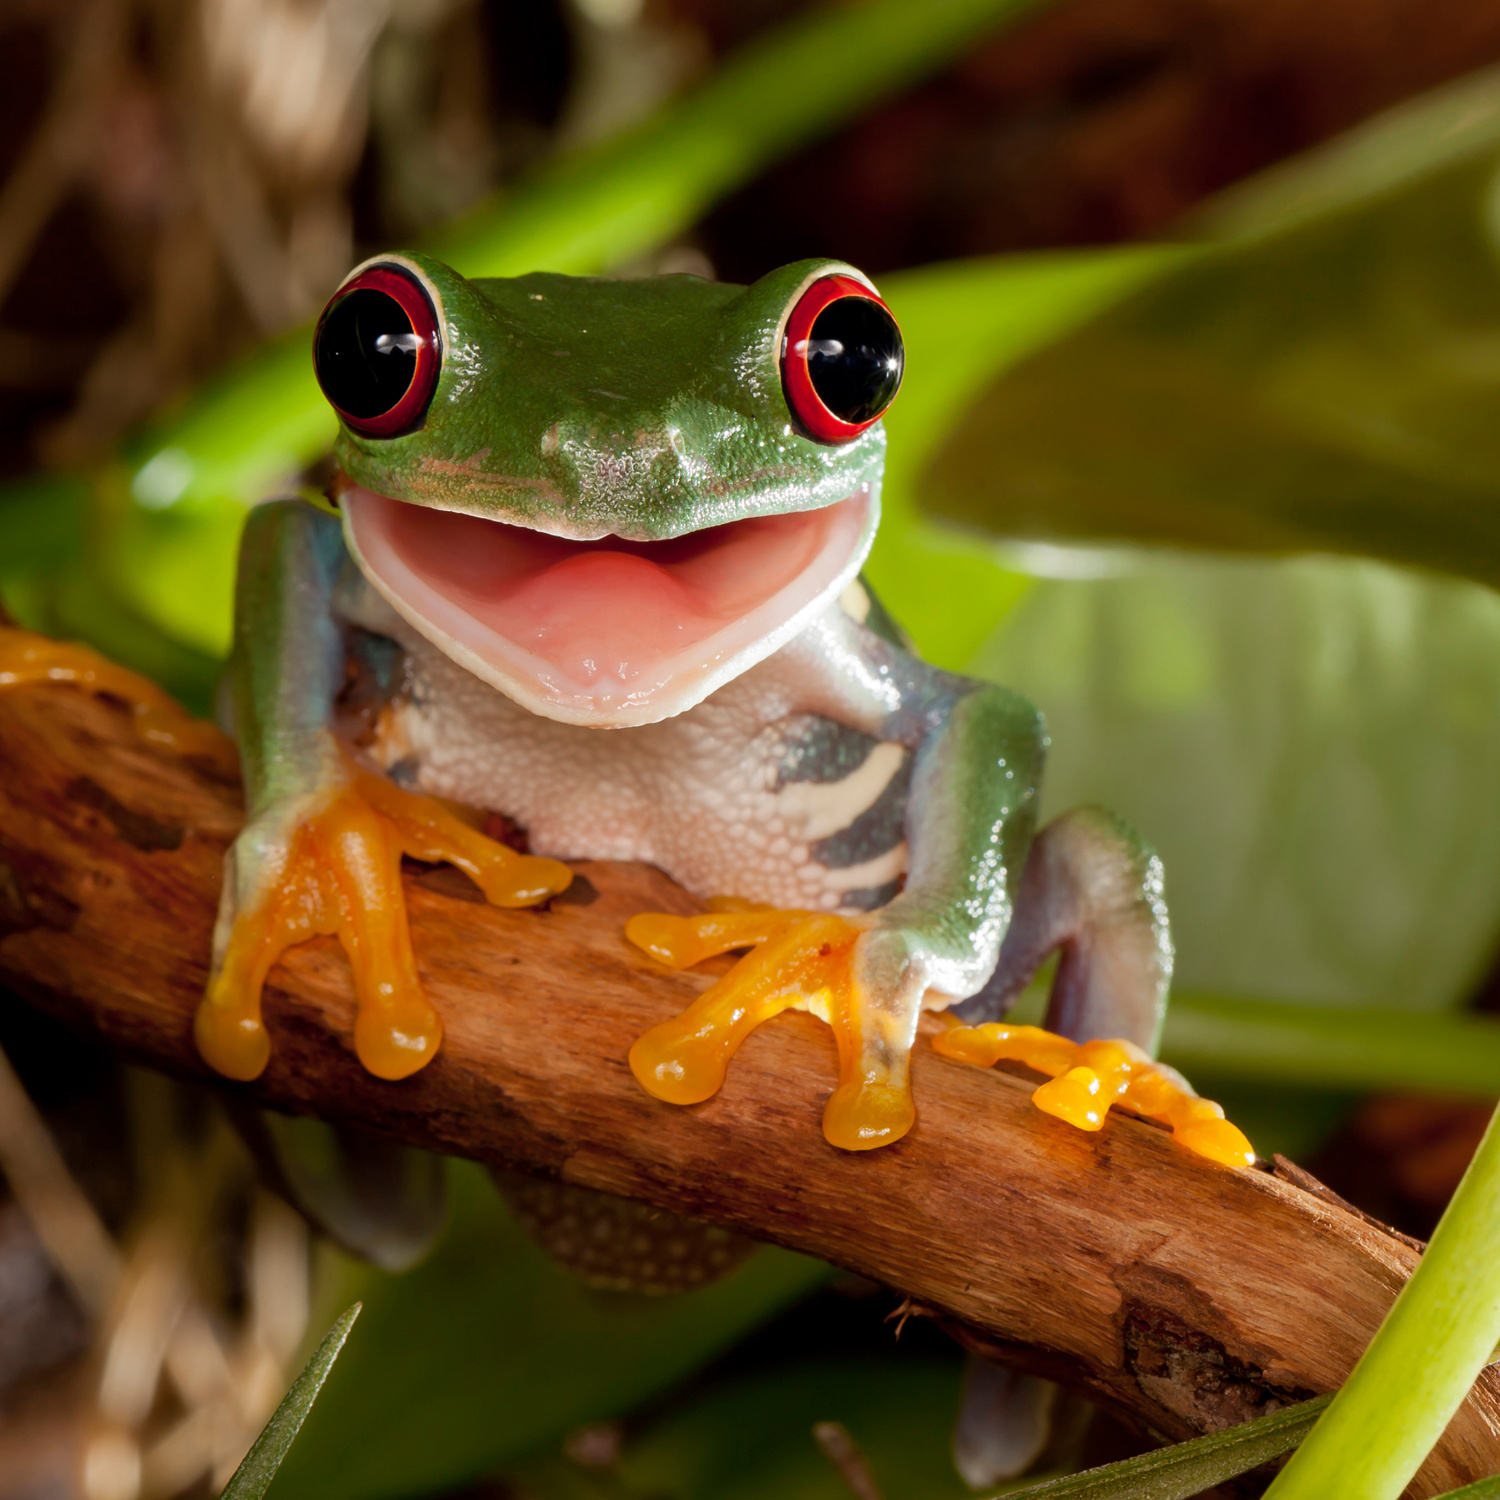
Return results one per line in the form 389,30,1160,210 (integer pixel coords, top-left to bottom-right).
197,763,572,1083
0,626,228,757
625,902,917,1152
931,1023,1255,1167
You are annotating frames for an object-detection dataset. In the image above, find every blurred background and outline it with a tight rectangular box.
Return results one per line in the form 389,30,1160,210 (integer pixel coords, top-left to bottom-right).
8,0,1500,1496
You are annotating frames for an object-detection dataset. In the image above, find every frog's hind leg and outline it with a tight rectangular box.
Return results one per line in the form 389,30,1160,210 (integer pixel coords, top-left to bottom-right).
492,1171,754,1294
951,805,1172,1053
232,1108,448,1272
947,807,1172,1487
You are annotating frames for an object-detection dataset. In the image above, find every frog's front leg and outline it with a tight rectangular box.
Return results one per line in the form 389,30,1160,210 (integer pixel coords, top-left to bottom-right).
628,675,1045,1150
198,500,571,1082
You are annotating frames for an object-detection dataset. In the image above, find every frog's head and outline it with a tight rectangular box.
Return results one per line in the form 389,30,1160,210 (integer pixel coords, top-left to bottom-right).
314,252,902,728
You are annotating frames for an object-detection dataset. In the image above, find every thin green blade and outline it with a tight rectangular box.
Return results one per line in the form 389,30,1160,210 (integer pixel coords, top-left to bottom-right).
1432,1477,1500,1499
999,1394,1330,1500
220,1303,361,1500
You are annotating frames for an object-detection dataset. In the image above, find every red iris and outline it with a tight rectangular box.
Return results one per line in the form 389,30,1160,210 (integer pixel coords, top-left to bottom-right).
779,274,903,445
313,263,443,439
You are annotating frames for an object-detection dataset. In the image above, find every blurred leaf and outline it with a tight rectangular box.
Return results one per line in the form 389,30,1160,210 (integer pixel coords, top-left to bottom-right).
867,248,1183,667
223,1303,361,1500
0,476,220,711
270,1163,831,1500
1164,994,1500,1098
427,0,1049,284
1192,64,1500,243
974,553,1500,1014
919,66,1500,587
0,472,87,586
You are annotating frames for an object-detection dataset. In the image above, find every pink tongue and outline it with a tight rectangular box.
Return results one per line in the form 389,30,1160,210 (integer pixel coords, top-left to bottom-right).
363,492,843,685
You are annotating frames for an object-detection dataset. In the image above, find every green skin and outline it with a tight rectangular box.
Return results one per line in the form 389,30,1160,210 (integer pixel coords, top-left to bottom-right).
339,258,885,542
218,251,1172,1152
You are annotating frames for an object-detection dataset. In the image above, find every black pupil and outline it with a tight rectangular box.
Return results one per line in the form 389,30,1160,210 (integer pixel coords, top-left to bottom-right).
805,297,903,424
315,287,420,419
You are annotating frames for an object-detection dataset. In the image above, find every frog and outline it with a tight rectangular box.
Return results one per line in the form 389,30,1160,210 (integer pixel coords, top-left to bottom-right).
0,250,1252,1483
175,247,1252,1174
0,250,1251,1176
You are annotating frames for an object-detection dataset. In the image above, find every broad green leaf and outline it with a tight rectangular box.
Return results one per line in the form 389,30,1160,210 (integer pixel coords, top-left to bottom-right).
270,1162,831,1500
973,553,1500,1015
223,1303,361,1500
867,247,1183,667
918,66,1500,587
994,1394,1330,1500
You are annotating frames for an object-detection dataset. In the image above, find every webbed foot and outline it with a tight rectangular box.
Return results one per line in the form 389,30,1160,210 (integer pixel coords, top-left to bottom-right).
931,1023,1254,1167
198,761,571,1081
625,902,918,1151
0,626,229,756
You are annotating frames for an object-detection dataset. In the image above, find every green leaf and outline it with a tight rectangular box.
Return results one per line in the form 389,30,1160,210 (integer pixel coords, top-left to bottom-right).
917,66,1500,588
222,1302,361,1500
1264,1104,1500,1500
995,1394,1330,1500
971,554,1500,1017
427,0,1051,284
1432,1476,1500,1499
271,1163,832,1500
0,472,87,585
865,247,1183,667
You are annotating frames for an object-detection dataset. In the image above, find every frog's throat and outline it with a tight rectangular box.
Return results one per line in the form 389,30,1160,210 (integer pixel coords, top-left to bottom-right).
342,484,878,728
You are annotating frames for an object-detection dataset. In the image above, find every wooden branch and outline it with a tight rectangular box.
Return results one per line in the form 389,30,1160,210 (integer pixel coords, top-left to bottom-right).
1,682,1497,1496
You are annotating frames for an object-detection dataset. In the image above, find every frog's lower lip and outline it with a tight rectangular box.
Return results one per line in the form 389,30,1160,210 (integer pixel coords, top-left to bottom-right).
341,486,877,727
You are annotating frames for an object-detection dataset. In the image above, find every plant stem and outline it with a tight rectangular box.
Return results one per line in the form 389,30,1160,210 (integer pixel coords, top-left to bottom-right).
1264,1102,1500,1499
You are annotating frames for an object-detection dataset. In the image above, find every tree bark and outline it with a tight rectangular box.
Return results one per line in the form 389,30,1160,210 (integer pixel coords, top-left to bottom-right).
0,681,1495,1496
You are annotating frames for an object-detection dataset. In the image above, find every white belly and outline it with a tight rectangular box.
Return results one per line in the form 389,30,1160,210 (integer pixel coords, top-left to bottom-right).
366,627,909,913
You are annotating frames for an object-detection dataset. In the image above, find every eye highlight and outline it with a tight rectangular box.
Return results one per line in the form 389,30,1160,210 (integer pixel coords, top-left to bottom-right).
314,264,442,439
780,274,903,444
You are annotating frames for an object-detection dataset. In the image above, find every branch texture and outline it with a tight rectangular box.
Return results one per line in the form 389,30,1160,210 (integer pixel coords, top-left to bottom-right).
1,682,1496,1495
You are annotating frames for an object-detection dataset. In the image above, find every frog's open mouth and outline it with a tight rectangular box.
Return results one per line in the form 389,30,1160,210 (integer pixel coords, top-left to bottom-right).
342,485,877,727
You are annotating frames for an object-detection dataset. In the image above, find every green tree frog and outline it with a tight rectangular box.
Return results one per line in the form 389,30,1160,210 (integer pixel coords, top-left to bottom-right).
0,252,1250,1172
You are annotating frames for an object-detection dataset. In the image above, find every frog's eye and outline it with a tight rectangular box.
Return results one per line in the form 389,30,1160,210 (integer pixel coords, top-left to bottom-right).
780,275,903,444
313,264,442,438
